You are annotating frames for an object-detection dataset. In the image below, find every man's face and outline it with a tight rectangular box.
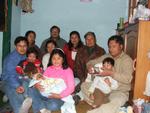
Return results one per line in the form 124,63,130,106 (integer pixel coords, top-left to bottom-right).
85,35,95,47
15,41,27,55
108,40,123,58
50,28,59,39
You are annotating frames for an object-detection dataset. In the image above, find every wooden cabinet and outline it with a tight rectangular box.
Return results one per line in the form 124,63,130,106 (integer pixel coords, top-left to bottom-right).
118,21,150,100
124,23,138,59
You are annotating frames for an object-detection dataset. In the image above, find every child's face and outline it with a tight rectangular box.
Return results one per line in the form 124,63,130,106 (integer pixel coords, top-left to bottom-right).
47,43,55,53
27,53,37,62
52,54,63,67
103,62,113,70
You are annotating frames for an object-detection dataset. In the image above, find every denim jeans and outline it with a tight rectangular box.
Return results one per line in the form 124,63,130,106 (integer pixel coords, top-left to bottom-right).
3,82,25,113
23,79,64,111
41,96,64,111
3,79,45,113
4,79,64,113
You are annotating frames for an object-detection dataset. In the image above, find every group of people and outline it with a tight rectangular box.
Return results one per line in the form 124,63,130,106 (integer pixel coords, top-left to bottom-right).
1,25,134,113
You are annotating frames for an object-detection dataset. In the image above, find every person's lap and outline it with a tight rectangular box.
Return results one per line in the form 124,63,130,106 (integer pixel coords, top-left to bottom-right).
41,96,64,111
3,82,25,113
87,91,129,113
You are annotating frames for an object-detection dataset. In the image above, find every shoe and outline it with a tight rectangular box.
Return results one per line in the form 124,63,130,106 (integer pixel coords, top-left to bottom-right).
19,97,32,113
73,95,81,105
40,108,51,113
2,94,8,103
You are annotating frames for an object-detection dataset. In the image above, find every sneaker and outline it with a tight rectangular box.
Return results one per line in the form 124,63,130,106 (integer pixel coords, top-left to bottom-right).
40,108,51,113
19,97,32,113
73,95,81,105
2,94,8,103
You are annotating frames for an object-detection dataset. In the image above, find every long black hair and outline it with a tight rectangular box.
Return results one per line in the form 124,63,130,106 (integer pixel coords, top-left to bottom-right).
45,40,57,52
25,30,36,38
68,31,83,50
47,48,68,69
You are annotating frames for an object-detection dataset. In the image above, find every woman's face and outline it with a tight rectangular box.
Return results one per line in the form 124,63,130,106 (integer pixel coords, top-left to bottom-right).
27,33,35,45
70,34,80,47
52,54,63,67
85,35,95,47
47,43,55,53
27,53,37,62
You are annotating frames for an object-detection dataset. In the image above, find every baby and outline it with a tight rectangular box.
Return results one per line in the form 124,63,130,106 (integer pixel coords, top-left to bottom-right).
85,57,118,108
16,47,42,79
29,72,66,97
22,62,66,97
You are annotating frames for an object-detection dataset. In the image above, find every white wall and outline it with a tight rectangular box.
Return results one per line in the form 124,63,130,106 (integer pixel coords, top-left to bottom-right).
20,0,129,51
0,32,3,76
11,3,22,50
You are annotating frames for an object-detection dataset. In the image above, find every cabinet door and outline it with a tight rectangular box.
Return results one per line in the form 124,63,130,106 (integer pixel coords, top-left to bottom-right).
133,21,150,100
124,24,138,102
124,25,138,60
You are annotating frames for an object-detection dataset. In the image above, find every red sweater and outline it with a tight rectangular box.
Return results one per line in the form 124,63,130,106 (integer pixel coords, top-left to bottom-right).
16,59,42,75
63,44,76,71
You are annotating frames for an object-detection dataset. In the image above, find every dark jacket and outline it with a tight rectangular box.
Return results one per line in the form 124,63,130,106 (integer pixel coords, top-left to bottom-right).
74,45,105,82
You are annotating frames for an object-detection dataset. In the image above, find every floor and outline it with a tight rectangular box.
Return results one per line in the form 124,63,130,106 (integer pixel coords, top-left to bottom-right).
52,101,92,113
0,99,92,113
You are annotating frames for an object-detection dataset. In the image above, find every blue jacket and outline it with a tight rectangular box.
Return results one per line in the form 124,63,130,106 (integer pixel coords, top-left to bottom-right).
1,50,26,88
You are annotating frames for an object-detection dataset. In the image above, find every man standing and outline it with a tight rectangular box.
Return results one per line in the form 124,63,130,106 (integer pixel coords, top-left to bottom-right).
40,25,67,55
85,35,133,113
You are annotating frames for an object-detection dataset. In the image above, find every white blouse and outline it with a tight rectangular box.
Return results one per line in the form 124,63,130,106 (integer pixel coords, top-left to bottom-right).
42,53,50,71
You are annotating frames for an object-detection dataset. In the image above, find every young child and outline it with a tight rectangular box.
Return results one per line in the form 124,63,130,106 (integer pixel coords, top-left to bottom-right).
42,40,57,71
35,48,76,113
16,47,42,78
84,57,118,108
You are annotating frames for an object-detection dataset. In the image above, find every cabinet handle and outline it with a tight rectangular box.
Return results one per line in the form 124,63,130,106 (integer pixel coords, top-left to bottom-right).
133,58,136,71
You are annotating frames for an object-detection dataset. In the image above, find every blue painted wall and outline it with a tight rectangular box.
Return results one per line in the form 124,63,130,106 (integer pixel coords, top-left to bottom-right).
11,3,22,50
1,0,129,75
20,0,129,51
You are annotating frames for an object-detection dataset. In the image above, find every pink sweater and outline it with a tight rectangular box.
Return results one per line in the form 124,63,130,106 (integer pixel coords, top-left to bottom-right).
43,66,75,98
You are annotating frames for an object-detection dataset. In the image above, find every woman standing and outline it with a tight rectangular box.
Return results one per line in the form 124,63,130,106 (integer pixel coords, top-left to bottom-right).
63,31,84,71
25,30,41,59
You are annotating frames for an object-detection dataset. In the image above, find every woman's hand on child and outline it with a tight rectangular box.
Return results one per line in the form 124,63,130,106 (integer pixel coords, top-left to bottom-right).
16,86,25,94
87,65,94,74
34,82,44,92
48,93,61,99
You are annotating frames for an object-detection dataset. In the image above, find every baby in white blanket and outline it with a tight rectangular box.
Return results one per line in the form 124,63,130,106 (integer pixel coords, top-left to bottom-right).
83,57,118,108
29,73,76,113
86,57,118,95
29,73,66,97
